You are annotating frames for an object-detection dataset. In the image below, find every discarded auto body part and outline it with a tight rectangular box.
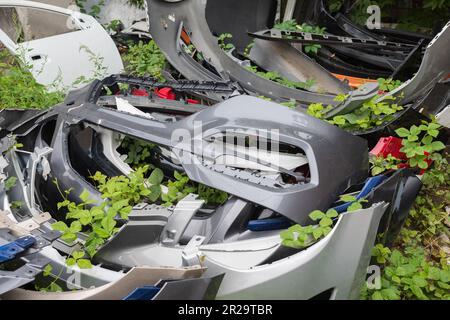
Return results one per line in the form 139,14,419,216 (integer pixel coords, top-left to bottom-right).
364,169,422,247
1,265,209,300
0,1,123,91
315,47,392,79
148,0,340,106
85,74,241,105
249,28,416,74
205,0,277,54
249,28,416,51
95,201,388,299
31,92,368,224
249,39,350,95
323,81,379,118
377,21,450,105
172,95,368,223
205,202,389,299
3,146,52,217
0,110,46,138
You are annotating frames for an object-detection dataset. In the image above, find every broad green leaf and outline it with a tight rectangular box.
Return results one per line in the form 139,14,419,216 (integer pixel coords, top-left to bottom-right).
309,210,325,221
347,201,362,212
43,264,53,276
101,216,116,233
66,257,76,266
69,220,82,233
381,288,400,300
77,259,93,269
412,275,428,288
319,216,333,227
79,189,91,203
431,141,445,151
312,227,323,240
93,226,110,238
326,209,338,218
372,291,384,300
340,194,357,202
148,168,164,185
148,184,162,202
61,232,77,243
72,250,85,260
51,221,69,232
395,127,410,138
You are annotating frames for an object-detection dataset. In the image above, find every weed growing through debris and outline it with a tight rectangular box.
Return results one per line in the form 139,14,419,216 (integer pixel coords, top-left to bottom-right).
246,65,315,90
395,121,445,170
273,20,326,54
0,50,64,109
51,161,227,269
362,154,450,300
122,40,167,81
280,195,367,249
307,95,404,131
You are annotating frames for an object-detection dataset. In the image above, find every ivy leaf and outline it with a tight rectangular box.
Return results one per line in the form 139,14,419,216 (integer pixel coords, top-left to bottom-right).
412,275,428,288
347,201,363,212
409,125,420,136
395,127,410,138
148,184,162,202
48,283,63,292
309,210,325,221
381,288,400,300
79,189,90,203
148,168,164,185
280,230,294,241
418,160,429,169
321,226,332,236
101,216,116,234
319,216,333,227
372,291,384,300
66,257,76,266
326,209,338,218
77,259,93,269
312,227,323,240
430,141,445,151
60,232,77,243
43,264,53,276
51,221,69,232
93,226,110,239
69,220,82,233
72,250,85,260
340,194,357,202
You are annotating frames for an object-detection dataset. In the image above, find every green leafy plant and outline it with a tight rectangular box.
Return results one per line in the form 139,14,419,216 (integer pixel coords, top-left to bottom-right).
363,152,450,300
127,0,145,9
122,40,167,81
35,264,63,292
4,176,17,191
281,209,338,249
161,171,228,207
377,78,403,92
339,194,368,212
366,245,450,300
246,65,315,90
66,250,93,269
370,154,401,176
104,19,123,34
395,121,445,169
274,20,326,54
51,166,160,260
0,50,64,109
120,136,156,168
75,0,105,18
307,96,404,131
218,33,235,51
